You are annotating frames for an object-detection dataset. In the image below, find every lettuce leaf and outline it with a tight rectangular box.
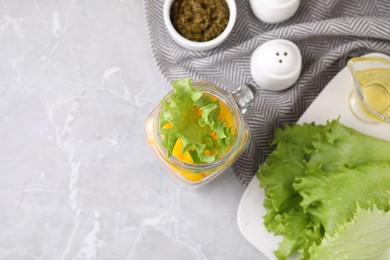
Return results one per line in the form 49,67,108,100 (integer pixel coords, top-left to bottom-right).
306,120,390,173
259,123,325,211
294,162,390,235
258,123,325,258
159,79,234,164
309,205,390,260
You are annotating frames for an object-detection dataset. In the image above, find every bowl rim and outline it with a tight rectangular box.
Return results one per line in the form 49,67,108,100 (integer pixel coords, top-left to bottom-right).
251,0,299,9
163,0,237,51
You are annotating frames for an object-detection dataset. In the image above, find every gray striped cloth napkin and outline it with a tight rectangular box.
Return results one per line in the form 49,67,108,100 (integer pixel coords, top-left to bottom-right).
143,0,390,186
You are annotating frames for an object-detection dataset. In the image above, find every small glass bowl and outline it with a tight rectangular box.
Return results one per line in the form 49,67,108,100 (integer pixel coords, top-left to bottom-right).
144,80,251,189
348,56,390,124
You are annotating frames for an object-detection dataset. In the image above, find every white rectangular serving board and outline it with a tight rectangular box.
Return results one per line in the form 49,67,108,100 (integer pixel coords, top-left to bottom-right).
237,53,390,260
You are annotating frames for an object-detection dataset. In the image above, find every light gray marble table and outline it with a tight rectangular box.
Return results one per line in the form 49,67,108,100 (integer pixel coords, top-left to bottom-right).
0,1,266,259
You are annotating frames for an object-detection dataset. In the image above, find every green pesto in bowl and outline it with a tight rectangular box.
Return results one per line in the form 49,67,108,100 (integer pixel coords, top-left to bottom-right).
170,0,229,42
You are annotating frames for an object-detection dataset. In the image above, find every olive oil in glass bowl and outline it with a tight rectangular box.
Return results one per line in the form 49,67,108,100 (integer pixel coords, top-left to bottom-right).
348,56,390,124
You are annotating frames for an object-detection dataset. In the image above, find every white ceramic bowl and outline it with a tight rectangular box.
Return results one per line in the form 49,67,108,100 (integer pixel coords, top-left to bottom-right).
163,0,237,51
250,0,300,24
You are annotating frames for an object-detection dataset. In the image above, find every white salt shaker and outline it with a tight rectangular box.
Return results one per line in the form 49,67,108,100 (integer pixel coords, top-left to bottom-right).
250,0,300,24
250,39,302,91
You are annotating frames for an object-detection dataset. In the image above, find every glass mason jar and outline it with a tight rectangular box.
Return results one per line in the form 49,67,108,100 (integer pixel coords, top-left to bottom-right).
144,80,256,188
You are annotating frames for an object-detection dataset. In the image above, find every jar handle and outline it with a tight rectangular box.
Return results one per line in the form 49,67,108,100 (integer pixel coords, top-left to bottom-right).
230,83,258,113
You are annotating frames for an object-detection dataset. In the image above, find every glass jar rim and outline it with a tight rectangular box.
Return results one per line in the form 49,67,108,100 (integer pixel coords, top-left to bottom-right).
153,80,246,171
